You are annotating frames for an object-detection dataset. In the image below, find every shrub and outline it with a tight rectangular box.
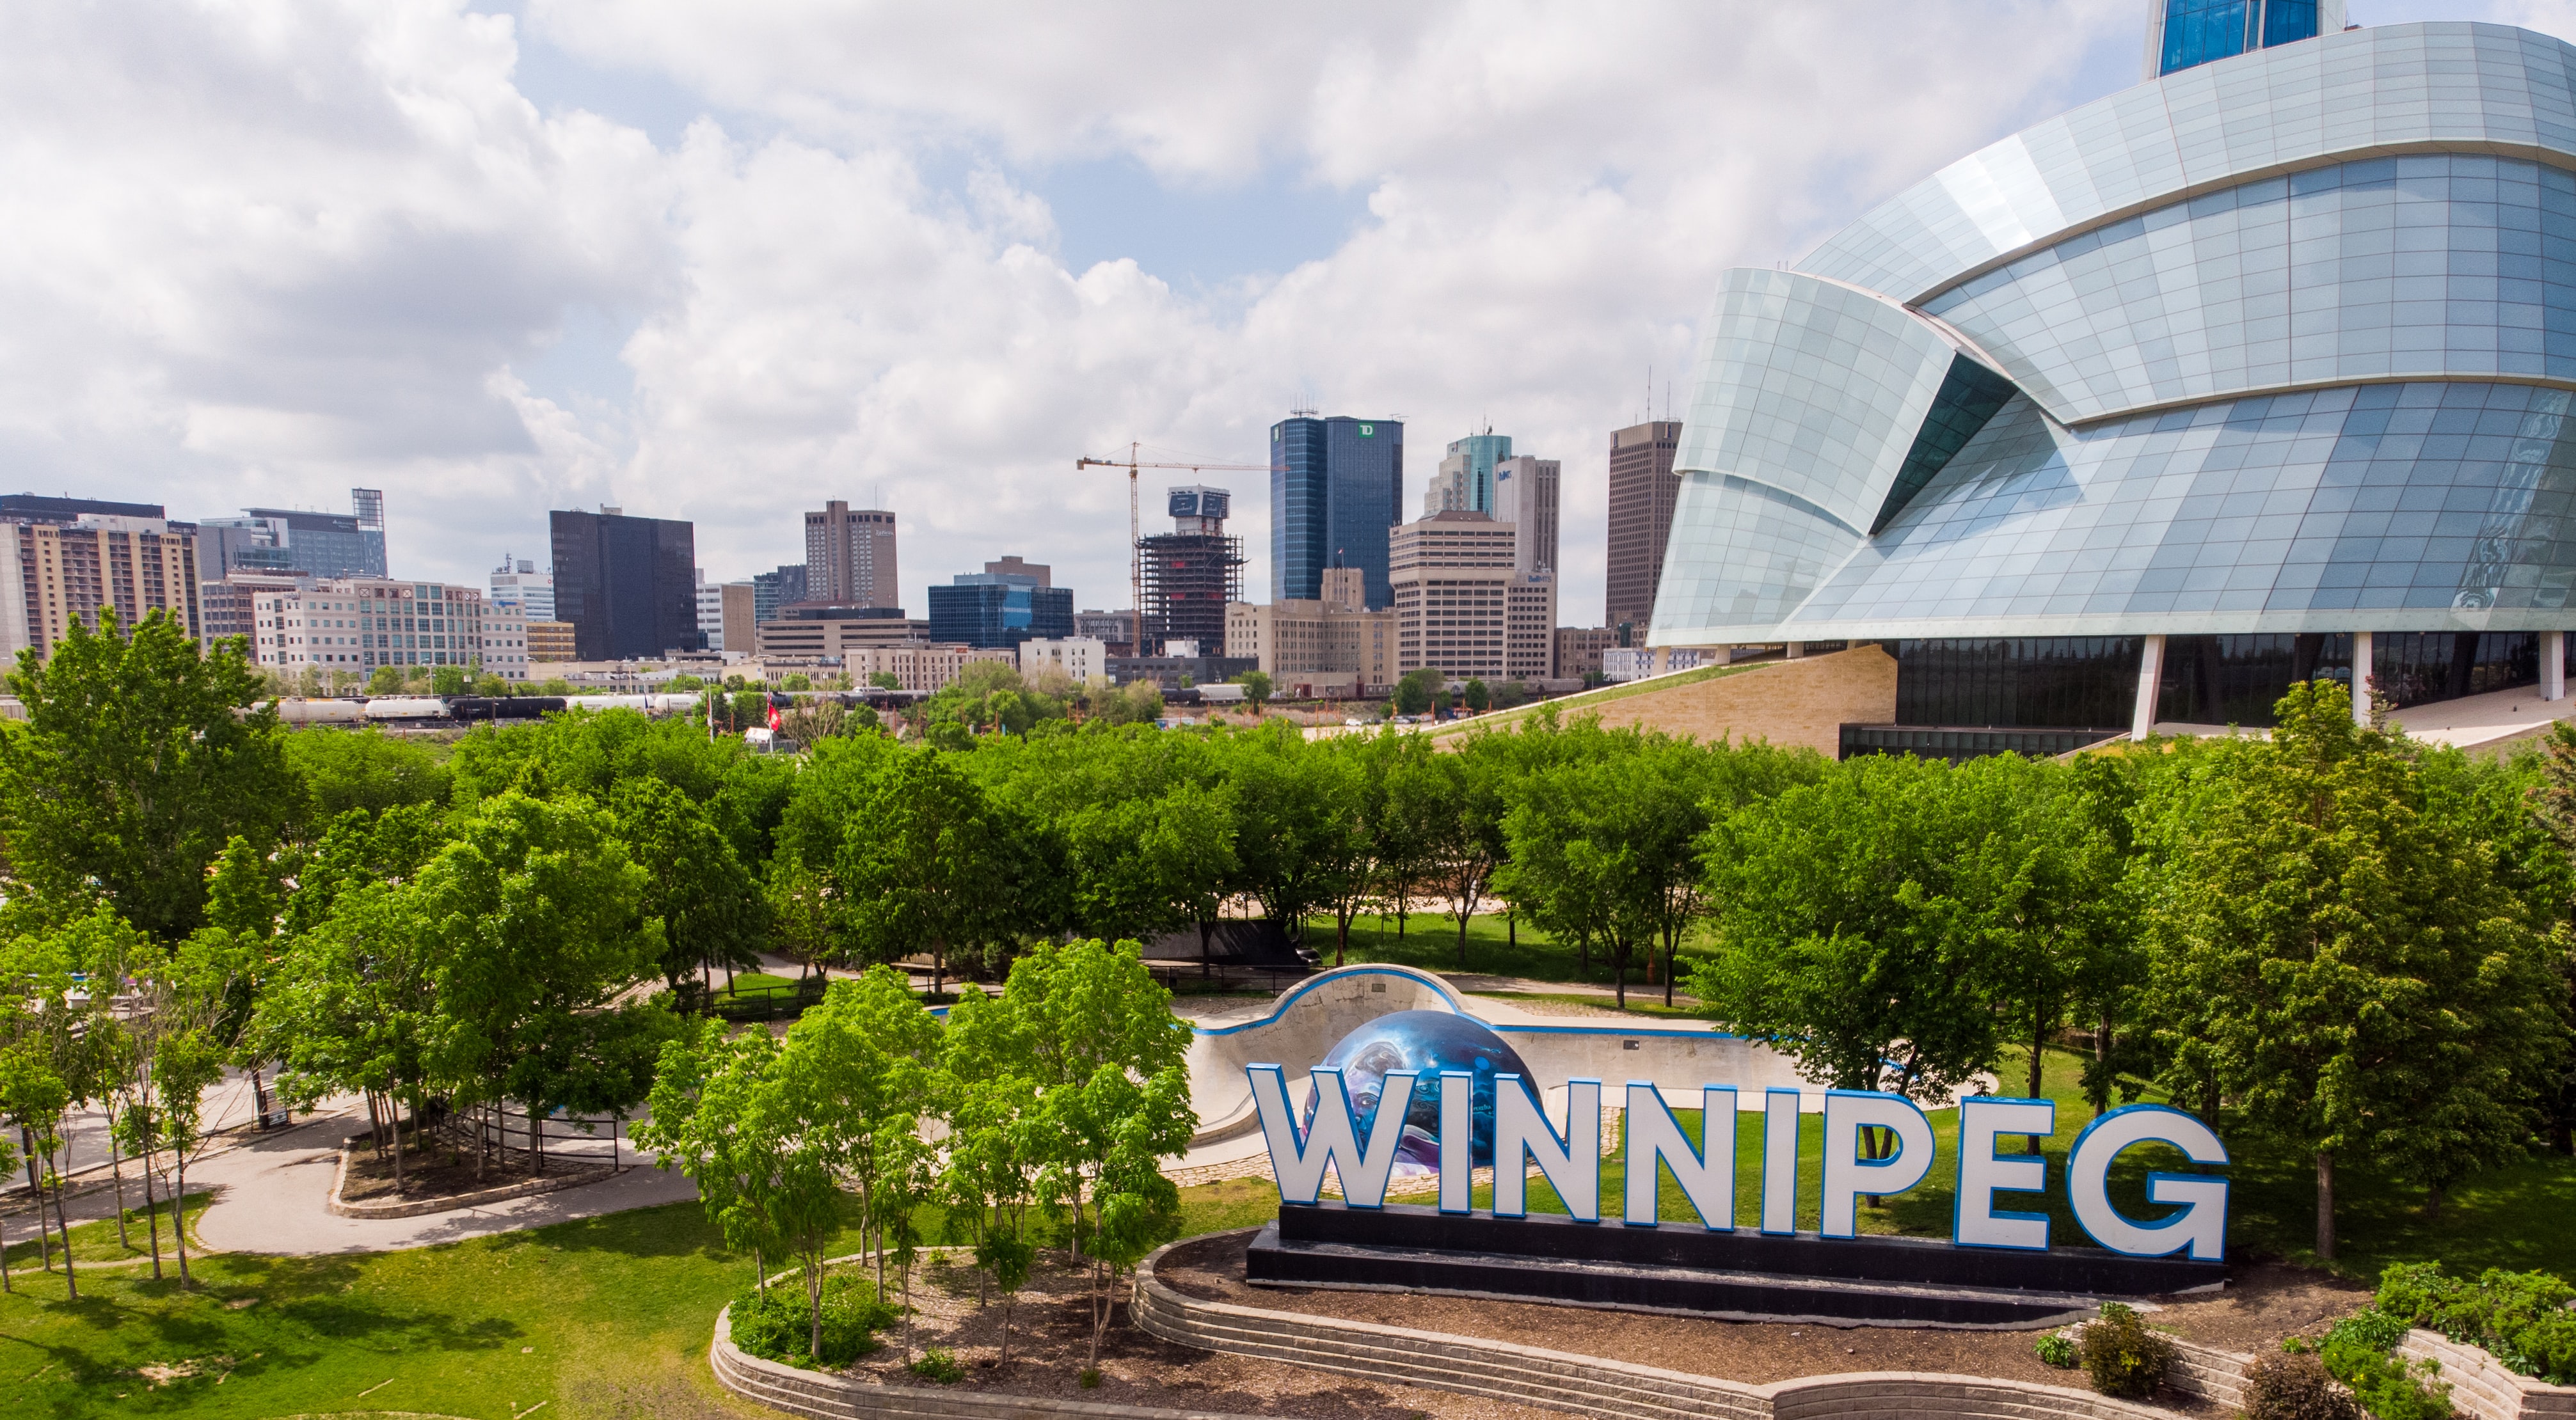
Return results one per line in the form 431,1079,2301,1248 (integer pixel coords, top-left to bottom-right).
1079,1368,1103,1388
2374,1263,2576,1386
2035,1330,2079,1369
909,1348,965,1384
2078,1302,2175,1399
727,1281,899,1369
2321,1313,2451,1420
2243,1348,2362,1420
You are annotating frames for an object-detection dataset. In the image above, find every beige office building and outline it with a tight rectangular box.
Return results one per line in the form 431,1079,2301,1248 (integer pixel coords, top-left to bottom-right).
752,610,932,660
1390,510,1554,682
1224,567,1395,697
1493,454,1561,574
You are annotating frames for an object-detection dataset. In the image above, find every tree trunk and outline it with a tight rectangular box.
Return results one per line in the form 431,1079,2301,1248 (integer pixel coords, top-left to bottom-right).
2094,1013,2111,1120
1664,933,1676,1009
1456,913,1469,971
140,1140,163,1280
392,1091,408,1195
998,1291,1014,1369
20,1130,47,1271
807,1259,824,1361
0,1201,10,1293
1613,948,1628,1009
1335,914,1348,968
109,1128,129,1251
49,1147,78,1301
2315,1149,2336,1262
2426,1182,2445,1222
2028,1020,2047,1103
173,1149,191,1288
1509,912,1516,946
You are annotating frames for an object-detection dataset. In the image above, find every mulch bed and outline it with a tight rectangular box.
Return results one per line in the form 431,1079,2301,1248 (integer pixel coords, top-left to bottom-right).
1153,1231,2373,1394
336,1134,610,1205
806,1248,1564,1419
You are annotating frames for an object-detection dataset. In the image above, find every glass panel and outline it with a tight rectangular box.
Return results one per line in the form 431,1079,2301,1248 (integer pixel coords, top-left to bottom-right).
2156,633,2353,727
2369,631,2539,708
1891,637,2143,729
1872,356,2020,533
2259,0,2319,49
2160,0,2250,77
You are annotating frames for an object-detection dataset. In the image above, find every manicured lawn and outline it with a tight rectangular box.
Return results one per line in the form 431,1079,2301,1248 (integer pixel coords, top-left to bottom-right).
0,1180,1289,1419
708,970,802,1002
1307,910,1713,988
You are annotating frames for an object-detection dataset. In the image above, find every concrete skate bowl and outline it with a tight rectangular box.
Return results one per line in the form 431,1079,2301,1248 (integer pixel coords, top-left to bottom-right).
1181,963,1821,1153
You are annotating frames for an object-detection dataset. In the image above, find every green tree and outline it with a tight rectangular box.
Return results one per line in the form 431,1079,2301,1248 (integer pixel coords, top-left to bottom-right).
1461,678,1490,713
0,608,292,937
283,728,452,826
1394,739,1513,971
871,671,903,692
839,750,1012,993
416,793,657,1180
938,984,1044,1368
2145,681,2566,1259
1690,753,2002,1109
1393,668,1438,717
366,665,404,694
783,968,942,1300
613,778,768,994
431,665,468,695
1235,670,1273,714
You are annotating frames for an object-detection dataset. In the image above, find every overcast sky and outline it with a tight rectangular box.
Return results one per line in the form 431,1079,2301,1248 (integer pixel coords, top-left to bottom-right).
1,0,2557,622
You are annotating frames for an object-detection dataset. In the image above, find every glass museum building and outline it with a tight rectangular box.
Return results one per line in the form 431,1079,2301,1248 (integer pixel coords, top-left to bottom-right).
1651,14,2576,748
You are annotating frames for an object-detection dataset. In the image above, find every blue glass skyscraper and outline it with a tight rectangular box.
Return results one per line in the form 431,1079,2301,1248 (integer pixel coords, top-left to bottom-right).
1271,414,1404,609
2151,0,2334,79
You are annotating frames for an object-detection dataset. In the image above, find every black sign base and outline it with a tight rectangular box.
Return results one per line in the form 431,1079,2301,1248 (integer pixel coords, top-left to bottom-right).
1244,1203,2224,1330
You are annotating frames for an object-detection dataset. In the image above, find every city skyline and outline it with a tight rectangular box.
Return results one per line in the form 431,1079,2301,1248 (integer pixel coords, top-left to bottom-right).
0,1,2523,631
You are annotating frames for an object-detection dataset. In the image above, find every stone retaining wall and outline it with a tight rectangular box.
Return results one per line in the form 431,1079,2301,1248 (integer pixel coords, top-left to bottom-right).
1130,1238,2181,1420
324,1137,608,1219
2398,1329,2576,1420
708,1300,1244,1420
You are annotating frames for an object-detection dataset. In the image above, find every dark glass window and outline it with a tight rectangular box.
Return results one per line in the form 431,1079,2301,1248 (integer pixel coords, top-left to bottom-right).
1891,638,2142,730
1871,356,2017,533
2261,0,2318,47
2160,0,2249,74
2367,633,2538,710
2156,635,2351,728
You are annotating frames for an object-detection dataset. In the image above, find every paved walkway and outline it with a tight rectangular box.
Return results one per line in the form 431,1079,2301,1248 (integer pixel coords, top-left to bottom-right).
20,1100,701,1257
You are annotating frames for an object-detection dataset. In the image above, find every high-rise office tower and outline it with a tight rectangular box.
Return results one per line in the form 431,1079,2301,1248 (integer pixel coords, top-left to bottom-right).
1435,431,1510,516
548,505,704,660
695,569,726,651
199,490,388,580
1141,486,1244,656
1270,413,1403,610
927,563,1073,649
1493,455,1561,575
489,555,555,622
804,501,899,606
2147,0,2338,79
1603,420,1682,634
752,564,808,624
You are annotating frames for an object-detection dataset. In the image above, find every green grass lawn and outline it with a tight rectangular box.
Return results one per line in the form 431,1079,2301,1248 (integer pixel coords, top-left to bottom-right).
1306,910,1713,988
708,970,802,1001
1424,662,1758,739
0,1179,1289,1419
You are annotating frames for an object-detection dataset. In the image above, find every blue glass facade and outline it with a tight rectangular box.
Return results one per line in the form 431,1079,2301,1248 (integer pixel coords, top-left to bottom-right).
927,578,1074,649
1448,432,1512,513
2157,0,2325,78
1656,21,2576,732
1270,414,1403,608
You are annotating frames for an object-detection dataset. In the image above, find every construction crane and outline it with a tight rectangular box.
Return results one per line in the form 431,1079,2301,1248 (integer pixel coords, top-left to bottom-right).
1075,442,1267,651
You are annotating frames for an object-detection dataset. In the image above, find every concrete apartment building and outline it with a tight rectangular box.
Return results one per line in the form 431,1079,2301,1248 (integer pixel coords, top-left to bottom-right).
250,577,530,680
1018,635,1107,684
839,642,1015,691
0,496,202,661
526,620,576,663
1390,510,1554,682
1493,454,1560,574
1603,420,1682,635
805,501,899,607
1225,567,1396,697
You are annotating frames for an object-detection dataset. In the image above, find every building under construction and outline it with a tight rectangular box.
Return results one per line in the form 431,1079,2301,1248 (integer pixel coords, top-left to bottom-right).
1141,485,1243,656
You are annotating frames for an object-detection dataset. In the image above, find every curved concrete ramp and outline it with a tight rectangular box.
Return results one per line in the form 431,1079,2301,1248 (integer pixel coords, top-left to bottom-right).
1179,964,1821,1177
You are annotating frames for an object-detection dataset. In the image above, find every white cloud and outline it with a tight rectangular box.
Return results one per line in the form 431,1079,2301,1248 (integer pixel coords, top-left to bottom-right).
29,0,2461,624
